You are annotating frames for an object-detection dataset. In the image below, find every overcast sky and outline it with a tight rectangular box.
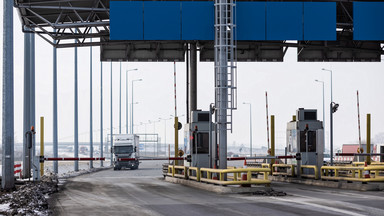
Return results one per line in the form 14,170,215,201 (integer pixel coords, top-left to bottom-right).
1,7,384,153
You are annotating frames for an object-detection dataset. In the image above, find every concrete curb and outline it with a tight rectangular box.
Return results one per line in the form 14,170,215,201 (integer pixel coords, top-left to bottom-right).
269,176,384,191
164,176,270,194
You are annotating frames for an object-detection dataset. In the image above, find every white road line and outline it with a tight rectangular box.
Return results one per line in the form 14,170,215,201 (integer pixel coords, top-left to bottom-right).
270,196,366,216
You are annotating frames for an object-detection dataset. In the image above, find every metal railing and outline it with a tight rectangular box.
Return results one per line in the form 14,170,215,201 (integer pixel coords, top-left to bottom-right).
321,166,384,182
272,164,295,177
300,165,319,180
167,165,271,186
167,165,188,179
199,167,270,185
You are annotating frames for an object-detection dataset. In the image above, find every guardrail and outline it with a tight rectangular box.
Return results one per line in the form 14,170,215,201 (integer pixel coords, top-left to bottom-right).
272,164,295,177
188,167,200,181
352,162,384,167
199,167,271,185
321,165,384,182
167,165,187,179
167,165,271,186
300,165,319,180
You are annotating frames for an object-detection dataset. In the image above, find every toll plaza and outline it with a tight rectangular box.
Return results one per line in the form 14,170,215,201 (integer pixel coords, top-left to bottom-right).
0,0,384,215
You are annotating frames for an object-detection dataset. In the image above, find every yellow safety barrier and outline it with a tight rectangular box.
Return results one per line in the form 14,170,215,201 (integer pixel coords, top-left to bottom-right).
199,167,271,186
262,163,271,169
167,165,188,179
352,162,384,167
300,165,319,180
272,164,295,177
321,166,384,182
188,166,200,182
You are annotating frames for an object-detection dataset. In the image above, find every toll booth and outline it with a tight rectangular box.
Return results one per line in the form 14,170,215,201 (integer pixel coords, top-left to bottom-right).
184,111,212,168
287,108,324,176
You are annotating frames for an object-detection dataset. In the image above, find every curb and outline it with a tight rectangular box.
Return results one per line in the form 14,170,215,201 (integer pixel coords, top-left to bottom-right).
164,176,270,194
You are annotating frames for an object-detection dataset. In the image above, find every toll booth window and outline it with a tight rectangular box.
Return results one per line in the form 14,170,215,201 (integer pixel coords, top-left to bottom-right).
198,113,209,122
304,111,317,120
193,132,209,154
300,131,317,152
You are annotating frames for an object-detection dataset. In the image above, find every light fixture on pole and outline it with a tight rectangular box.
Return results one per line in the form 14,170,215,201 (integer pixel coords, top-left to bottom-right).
243,102,252,157
321,68,333,105
125,68,138,134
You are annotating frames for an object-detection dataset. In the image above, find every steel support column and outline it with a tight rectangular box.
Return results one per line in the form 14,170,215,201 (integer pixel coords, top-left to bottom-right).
216,0,228,170
30,32,36,160
119,62,122,134
110,62,113,166
74,43,79,171
100,62,104,167
2,0,15,189
53,32,58,173
89,39,93,169
214,0,236,171
189,43,197,116
23,30,31,178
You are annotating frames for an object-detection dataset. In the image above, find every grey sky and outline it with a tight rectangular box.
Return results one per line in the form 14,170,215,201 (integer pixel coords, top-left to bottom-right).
1,7,383,153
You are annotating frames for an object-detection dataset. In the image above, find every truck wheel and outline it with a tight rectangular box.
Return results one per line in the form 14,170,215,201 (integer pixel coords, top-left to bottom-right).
117,166,122,170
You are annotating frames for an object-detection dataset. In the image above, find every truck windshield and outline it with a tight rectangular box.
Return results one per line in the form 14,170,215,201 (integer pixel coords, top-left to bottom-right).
114,146,133,154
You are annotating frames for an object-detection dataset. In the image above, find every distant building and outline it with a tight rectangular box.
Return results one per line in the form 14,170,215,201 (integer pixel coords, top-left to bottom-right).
336,144,378,162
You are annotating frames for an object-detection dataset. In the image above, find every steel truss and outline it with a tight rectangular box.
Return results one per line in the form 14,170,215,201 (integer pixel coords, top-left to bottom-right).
16,0,110,48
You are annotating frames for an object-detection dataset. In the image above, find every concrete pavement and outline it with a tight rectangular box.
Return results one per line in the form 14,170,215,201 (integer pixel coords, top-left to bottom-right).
51,161,384,216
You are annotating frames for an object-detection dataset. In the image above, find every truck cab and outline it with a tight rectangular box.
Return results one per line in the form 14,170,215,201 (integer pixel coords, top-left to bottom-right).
112,134,140,170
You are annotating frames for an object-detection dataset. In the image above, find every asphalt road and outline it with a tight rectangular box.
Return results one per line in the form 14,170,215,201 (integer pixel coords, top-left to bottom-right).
52,161,384,216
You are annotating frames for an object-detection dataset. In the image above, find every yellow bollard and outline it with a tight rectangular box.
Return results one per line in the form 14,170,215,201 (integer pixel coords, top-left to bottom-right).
366,114,371,165
40,117,44,177
271,115,275,166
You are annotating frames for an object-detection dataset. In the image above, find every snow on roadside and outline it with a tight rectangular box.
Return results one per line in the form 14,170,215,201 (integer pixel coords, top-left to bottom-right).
0,175,57,215
0,167,110,215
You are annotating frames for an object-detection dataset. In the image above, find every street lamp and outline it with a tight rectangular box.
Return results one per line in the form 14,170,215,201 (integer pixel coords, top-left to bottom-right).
322,68,335,165
126,68,138,134
315,79,325,153
330,102,339,167
243,102,252,157
130,102,139,133
159,117,172,155
321,68,333,106
131,79,142,134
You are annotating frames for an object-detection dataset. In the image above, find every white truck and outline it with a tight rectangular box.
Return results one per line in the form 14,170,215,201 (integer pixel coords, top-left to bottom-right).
112,134,140,170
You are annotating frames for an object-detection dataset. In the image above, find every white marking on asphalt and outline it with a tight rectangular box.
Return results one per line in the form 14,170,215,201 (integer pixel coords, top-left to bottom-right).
270,196,365,216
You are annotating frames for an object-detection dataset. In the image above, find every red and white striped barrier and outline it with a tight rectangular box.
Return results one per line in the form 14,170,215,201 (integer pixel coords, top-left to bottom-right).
14,163,22,178
44,157,105,161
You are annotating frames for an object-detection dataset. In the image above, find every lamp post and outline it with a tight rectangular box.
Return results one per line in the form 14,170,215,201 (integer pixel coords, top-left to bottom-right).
125,68,138,134
159,117,172,157
315,79,325,153
119,62,121,134
322,68,334,165
131,79,142,134
243,102,252,157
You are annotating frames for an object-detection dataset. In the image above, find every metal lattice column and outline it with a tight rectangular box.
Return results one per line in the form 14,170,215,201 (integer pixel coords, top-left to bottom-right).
214,0,237,170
